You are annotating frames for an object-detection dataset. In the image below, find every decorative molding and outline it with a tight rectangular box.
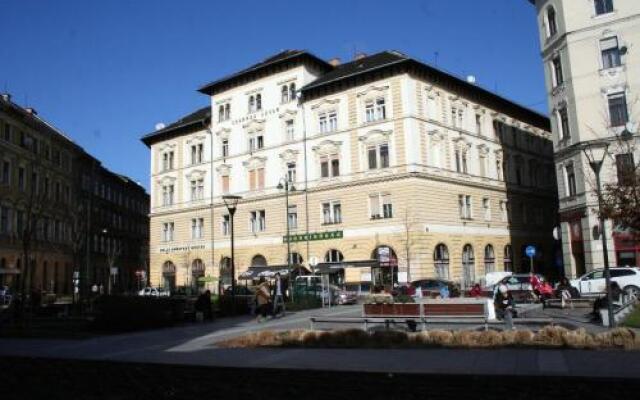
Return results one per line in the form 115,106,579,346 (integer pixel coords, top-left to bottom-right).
356,84,390,98
278,149,300,162
278,109,298,119
358,129,392,143
276,77,298,85
156,175,177,185
185,134,208,144
242,156,267,168
311,98,341,110
216,164,232,175
158,142,177,152
215,127,231,138
185,169,207,180
312,139,343,154
243,118,266,133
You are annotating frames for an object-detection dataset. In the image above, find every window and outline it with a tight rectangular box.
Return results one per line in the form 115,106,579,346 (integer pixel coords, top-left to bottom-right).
191,143,204,164
18,167,25,191
162,151,174,171
608,93,628,127
248,135,264,151
221,175,230,194
287,162,296,183
221,214,230,235
320,155,340,178
454,149,468,174
475,114,482,135
248,95,255,113
616,153,635,185
552,56,564,87
515,158,524,185
250,210,266,233
369,193,393,219
190,179,204,200
225,104,230,120
218,105,225,122
451,107,464,128
288,205,298,229
496,160,503,181
365,98,386,122
191,218,204,239
458,194,472,219
500,200,508,222
281,85,290,104
434,244,450,280
547,6,557,37
0,206,10,234
367,143,389,170
162,184,174,206
162,222,174,242
601,37,621,69
289,83,296,102
319,111,337,133
595,0,614,15
521,202,528,224
285,120,295,141
322,201,342,224
288,252,303,265
535,207,544,226
3,123,10,141
1,160,9,185
222,139,229,158
504,244,513,272
256,94,262,111
248,168,265,190
483,198,491,221
325,249,344,263
484,245,496,274
479,153,487,177
558,107,570,140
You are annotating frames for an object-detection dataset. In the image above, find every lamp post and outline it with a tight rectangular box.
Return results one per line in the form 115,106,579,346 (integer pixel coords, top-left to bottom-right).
582,142,614,327
222,195,241,314
277,178,296,276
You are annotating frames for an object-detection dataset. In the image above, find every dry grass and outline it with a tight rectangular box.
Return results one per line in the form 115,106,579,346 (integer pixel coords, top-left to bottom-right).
216,326,640,350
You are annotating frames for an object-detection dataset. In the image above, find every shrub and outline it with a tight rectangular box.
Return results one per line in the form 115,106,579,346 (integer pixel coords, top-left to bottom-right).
217,295,252,316
425,330,454,347
534,326,569,348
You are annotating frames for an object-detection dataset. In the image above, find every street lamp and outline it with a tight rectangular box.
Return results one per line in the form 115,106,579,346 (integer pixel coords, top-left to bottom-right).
222,194,241,314
582,141,614,327
277,178,296,277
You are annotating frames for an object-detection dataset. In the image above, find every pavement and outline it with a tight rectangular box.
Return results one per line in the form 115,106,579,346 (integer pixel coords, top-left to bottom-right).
1,303,639,379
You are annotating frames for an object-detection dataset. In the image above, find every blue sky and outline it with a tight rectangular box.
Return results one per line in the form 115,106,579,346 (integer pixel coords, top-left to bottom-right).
0,0,545,191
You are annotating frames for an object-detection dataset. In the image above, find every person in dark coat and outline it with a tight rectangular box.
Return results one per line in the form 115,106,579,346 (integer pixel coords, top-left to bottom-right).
592,281,624,320
494,283,514,330
195,290,213,321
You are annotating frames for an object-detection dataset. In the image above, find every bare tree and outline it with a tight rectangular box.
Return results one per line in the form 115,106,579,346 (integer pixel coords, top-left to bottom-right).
105,238,121,295
399,207,418,283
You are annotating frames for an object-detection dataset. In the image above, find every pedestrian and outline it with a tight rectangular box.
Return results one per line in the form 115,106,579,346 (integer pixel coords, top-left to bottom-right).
272,273,285,317
195,290,213,321
529,272,541,303
469,283,483,298
591,281,623,321
255,279,271,323
439,284,450,299
494,283,514,330
556,277,574,308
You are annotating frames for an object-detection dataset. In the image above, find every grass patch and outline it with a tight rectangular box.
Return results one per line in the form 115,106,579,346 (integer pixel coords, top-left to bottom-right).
217,326,640,351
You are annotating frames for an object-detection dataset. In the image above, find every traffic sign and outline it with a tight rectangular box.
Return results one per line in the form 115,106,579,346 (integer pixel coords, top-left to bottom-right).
525,245,536,258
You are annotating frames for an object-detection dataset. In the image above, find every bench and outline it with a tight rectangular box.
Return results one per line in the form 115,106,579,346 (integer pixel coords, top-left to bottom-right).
309,316,553,331
544,298,595,309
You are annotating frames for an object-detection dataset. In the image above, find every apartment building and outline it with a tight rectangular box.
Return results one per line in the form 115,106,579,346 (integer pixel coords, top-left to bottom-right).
0,93,149,295
142,50,558,292
528,0,640,276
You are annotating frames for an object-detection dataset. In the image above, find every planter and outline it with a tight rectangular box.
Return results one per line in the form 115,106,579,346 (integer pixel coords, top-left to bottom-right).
363,303,420,317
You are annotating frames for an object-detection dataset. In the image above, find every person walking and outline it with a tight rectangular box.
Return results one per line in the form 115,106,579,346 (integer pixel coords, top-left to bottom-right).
272,273,285,317
494,283,514,330
255,280,271,323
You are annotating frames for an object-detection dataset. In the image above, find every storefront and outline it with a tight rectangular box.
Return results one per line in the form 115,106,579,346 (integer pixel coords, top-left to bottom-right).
614,232,640,267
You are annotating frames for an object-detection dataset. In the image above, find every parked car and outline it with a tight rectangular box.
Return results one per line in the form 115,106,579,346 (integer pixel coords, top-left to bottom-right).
138,287,170,297
411,279,461,298
333,286,358,305
570,267,640,298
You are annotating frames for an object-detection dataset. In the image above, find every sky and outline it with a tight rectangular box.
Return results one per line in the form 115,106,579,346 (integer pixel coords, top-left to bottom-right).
0,0,546,191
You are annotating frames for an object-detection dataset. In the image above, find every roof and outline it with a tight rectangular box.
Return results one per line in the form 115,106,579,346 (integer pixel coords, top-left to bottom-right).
301,50,550,131
197,50,332,96
141,106,210,147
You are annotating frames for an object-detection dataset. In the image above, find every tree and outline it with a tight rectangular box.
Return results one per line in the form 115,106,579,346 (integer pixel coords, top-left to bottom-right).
105,237,121,294
399,207,418,283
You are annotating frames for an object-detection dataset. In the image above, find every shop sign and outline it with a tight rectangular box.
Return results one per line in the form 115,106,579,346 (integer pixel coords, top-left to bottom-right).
159,244,206,254
283,230,343,243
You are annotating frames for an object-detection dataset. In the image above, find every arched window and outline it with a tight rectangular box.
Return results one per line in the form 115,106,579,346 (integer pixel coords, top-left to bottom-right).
288,252,303,265
218,105,225,122
289,83,296,102
162,261,176,291
325,249,344,263
504,245,513,272
462,244,475,288
484,245,495,274
251,254,267,268
256,94,262,111
191,259,205,289
546,6,557,37
248,95,255,113
371,245,398,287
281,85,289,104
434,244,450,280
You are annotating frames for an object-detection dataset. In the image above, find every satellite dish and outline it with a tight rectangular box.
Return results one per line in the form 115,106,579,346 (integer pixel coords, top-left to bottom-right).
155,122,166,131
625,121,638,135
466,75,477,84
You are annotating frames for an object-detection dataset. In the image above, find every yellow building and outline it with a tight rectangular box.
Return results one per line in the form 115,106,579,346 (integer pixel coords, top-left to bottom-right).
142,50,558,293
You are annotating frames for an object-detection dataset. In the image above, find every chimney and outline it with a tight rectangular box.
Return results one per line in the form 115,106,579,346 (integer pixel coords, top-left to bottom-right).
0,93,10,102
354,52,367,61
328,57,341,67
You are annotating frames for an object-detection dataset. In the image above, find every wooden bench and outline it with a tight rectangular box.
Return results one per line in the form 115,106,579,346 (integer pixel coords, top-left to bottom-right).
309,316,553,331
544,298,595,309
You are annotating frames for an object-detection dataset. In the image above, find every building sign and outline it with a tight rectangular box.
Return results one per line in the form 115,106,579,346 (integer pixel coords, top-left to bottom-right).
159,244,206,254
283,230,343,243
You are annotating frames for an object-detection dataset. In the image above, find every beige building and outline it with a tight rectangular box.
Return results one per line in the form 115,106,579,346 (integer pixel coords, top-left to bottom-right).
142,50,558,293
528,0,640,276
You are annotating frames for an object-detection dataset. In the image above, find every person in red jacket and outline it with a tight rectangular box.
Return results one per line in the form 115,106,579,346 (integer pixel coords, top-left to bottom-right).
469,283,483,297
529,272,541,302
